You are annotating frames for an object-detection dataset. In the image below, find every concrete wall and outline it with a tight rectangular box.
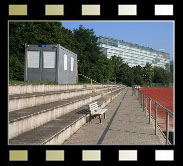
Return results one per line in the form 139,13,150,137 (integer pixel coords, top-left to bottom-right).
9,84,84,95
58,45,77,84
9,84,105,95
9,89,93,112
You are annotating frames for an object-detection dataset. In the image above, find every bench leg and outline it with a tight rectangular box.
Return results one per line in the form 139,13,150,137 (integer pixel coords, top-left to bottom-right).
89,116,91,123
104,113,106,119
99,115,102,124
89,114,93,123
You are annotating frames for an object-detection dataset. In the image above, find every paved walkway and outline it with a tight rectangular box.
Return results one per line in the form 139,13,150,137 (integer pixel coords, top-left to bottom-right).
63,87,165,145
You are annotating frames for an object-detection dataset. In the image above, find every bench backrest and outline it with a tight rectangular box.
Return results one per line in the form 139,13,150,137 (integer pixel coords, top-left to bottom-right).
89,102,99,112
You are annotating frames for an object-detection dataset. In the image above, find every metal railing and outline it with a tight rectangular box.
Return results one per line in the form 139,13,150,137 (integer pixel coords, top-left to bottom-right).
132,86,174,145
79,73,116,99
78,73,101,85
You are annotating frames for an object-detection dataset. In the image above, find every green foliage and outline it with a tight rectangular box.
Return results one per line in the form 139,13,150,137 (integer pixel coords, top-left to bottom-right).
73,25,113,83
142,63,153,86
119,63,134,86
110,55,123,77
9,80,58,85
9,22,68,81
9,22,173,86
9,22,113,83
109,55,172,87
153,66,173,84
9,56,24,81
132,65,144,85
110,56,134,86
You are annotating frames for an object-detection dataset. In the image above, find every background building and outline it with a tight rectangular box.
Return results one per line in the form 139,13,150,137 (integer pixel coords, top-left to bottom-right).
98,36,170,69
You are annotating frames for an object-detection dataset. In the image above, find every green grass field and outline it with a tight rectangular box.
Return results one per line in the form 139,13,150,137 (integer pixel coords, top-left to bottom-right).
9,80,59,85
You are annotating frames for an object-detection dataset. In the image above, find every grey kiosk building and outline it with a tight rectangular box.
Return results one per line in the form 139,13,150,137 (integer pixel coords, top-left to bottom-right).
24,44,77,84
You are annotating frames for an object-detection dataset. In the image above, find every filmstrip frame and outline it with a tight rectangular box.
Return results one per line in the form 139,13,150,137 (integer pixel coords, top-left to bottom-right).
8,4,174,16
0,0,179,166
8,149,175,161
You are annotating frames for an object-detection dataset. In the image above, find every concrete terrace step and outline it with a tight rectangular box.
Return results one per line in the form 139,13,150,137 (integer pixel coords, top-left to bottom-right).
9,84,105,95
9,86,122,123
9,86,124,140
9,87,127,145
9,86,117,112
9,88,93,112
9,92,102,139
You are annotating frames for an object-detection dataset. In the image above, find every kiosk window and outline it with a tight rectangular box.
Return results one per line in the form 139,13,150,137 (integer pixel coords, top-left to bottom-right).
64,54,67,70
27,51,40,68
43,51,56,68
71,57,74,71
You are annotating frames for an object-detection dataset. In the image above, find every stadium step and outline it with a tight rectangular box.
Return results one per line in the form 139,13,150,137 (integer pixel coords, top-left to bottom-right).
9,85,114,112
9,84,102,95
9,93,102,139
9,89,93,112
9,87,127,145
9,85,124,139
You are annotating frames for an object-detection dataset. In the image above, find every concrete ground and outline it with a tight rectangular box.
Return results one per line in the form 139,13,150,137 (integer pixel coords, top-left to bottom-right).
63,87,165,145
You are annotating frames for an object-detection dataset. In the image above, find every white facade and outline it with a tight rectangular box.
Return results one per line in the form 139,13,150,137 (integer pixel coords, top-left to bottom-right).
98,36,170,69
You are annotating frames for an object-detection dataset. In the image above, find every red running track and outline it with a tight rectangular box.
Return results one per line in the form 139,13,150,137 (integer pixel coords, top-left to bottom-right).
139,88,174,132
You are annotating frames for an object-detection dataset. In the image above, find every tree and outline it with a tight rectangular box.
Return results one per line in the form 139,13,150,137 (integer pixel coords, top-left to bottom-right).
96,55,114,83
110,55,134,86
132,65,144,85
153,66,173,85
153,66,165,83
110,55,123,82
73,25,113,83
118,63,134,86
9,22,82,81
143,63,153,86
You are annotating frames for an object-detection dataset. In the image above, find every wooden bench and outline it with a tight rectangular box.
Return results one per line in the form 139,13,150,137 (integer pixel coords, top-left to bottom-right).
88,102,107,124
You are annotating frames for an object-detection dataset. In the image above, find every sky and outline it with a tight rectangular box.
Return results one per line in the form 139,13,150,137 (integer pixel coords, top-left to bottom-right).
62,21,174,61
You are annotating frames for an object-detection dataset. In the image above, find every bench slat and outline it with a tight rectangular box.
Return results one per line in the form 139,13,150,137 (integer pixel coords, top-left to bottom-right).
89,105,98,110
90,108,98,112
89,104,98,107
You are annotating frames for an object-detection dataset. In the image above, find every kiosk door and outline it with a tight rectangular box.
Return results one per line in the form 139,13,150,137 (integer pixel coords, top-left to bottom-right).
26,48,42,81
41,46,57,82
25,45,58,82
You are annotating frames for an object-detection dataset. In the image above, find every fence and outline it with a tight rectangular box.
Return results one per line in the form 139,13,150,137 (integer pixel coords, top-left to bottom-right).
132,86,174,145
78,73,101,85
143,83,173,88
